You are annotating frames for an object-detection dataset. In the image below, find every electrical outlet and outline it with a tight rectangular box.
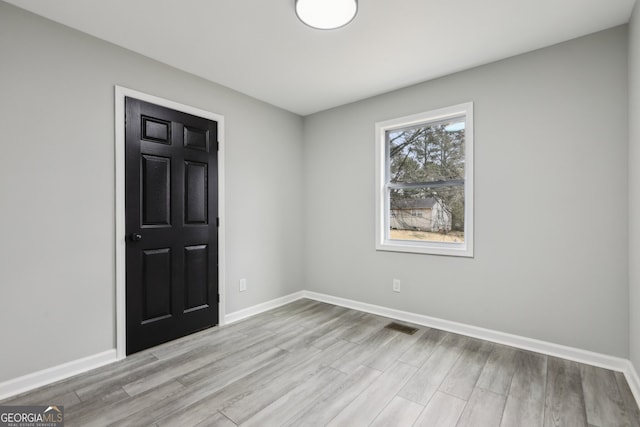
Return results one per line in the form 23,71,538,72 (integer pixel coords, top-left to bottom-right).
393,279,401,293
239,278,247,292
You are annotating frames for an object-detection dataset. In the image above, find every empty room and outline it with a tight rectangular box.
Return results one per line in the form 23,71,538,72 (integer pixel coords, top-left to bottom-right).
1,0,640,425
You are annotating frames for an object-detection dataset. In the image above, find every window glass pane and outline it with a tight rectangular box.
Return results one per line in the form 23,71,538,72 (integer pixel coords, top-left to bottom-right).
388,118,465,184
389,186,464,243
376,102,472,256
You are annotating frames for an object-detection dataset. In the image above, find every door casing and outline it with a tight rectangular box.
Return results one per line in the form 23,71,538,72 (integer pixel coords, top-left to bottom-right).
114,86,226,360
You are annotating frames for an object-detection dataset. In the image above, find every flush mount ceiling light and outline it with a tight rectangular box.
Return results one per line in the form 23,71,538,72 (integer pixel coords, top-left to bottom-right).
295,0,358,30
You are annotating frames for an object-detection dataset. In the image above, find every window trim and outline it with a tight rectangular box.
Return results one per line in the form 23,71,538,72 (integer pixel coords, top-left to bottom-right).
375,102,474,257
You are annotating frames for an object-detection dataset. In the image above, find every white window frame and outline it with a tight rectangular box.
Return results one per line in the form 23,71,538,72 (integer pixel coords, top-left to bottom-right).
375,102,474,257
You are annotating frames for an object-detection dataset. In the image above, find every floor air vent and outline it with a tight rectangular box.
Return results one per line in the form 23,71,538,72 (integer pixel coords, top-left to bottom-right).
384,322,418,335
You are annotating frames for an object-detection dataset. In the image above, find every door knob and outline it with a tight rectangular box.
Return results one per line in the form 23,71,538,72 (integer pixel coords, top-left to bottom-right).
130,233,142,242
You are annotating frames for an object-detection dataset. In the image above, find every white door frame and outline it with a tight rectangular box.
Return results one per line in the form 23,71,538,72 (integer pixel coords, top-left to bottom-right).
114,86,226,360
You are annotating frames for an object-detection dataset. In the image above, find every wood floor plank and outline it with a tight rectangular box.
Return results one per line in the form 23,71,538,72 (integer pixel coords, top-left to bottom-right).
297,303,350,329
369,396,424,427
240,366,345,427
151,347,313,426
277,312,353,352
456,387,507,427
509,350,548,401
282,365,382,427
0,352,158,407
438,338,493,400
278,301,336,328
398,332,468,405
501,395,545,427
222,300,319,337
220,340,355,424
500,349,547,427
543,357,588,427
267,298,318,316
326,361,417,427
122,330,278,396
193,411,237,427
614,371,640,427
581,364,627,427
476,344,519,396
334,312,389,344
221,311,279,331
74,351,200,402
16,365,151,422
180,346,290,394
149,325,245,360
256,299,320,323
310,310,369,349
68,379,185,427
51,390,82,408
64,387,131,422
331,327,398,374
157,343,326,426
398,327,447,367
413,391,466,427
256,324,308,351
1,388,82,411
364,327,427,372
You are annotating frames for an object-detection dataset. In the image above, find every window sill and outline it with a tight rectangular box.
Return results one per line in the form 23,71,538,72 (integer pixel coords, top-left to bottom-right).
376,239,473,257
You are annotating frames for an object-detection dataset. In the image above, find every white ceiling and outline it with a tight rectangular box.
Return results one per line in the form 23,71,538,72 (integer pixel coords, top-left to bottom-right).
5,0,636,115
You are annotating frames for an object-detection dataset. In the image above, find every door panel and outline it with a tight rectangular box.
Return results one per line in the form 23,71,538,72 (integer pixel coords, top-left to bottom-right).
142,116,171,143
184,161,208,224
184,244,209,311
142,248,172,322
125,97,218,355
184,126,209,151
141,155,171,226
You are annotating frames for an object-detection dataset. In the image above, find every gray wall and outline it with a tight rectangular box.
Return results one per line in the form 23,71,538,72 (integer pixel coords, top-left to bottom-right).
303,26,630,357
0,2,304,383
629,1,640,373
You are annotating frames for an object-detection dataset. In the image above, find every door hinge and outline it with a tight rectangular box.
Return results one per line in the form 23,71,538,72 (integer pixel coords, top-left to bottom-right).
217,294,220,303
217,141,220,151
216,217,220,227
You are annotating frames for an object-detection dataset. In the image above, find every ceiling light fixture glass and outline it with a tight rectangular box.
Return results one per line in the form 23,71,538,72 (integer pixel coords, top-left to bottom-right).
295,0,358,30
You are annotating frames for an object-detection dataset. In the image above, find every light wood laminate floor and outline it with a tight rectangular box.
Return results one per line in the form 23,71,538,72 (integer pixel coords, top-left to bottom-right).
2,299,639,426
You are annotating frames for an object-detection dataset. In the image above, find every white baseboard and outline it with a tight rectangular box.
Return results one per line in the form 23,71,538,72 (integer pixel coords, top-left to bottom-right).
302,291,631,372
224,291,306,325
0,349,117,401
